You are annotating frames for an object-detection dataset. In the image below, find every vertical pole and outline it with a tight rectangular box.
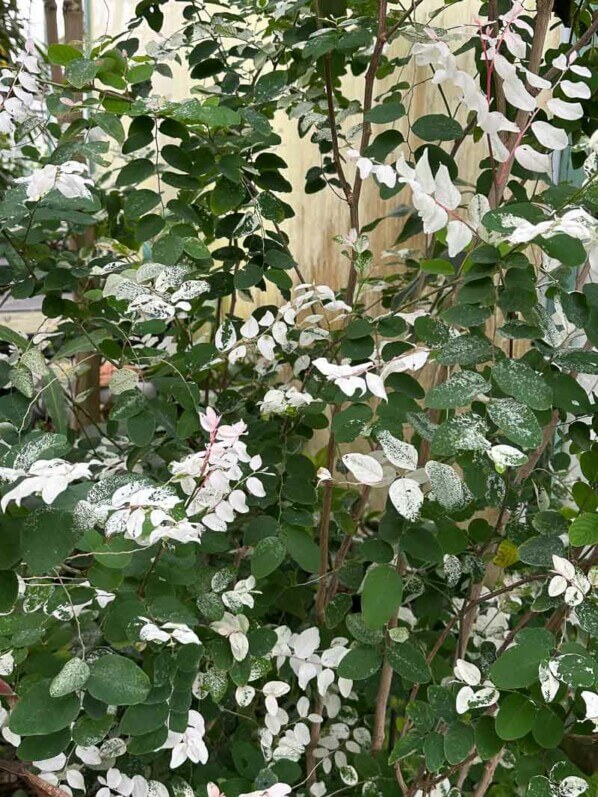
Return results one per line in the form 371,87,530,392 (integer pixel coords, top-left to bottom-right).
63,0,102,427
44,0,62,82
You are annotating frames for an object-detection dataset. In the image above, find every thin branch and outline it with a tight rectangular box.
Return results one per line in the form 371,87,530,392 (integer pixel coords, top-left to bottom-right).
543,11,598,83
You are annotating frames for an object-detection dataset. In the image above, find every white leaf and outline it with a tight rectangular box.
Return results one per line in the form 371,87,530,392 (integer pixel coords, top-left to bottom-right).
531,121,569,151
514,145,551,173
580,690,598,722
356,157,374,179
547,98,584,121
230,631,249,661
377,429,418,471
374,164,397,188
446,219,472,256
454,658,481,686
413,191,448,234
293,627,320,659
365,372,387,401
380,348,429,380
246,477,266,497
388,478,424,521
558,777,588,797
257,335,276,361
523,69,551,90
503,76,536,111
552,555,575,581
456,685,475,714
548,575,567,597
342,453,384,486
560,80,591,99
434,165,461,210
235,685,256,707
240,316,259,339
570,64,591,78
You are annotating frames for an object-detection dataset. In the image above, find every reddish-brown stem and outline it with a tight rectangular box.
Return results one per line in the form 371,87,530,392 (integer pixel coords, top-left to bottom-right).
371,613,398,753
314,413,338,626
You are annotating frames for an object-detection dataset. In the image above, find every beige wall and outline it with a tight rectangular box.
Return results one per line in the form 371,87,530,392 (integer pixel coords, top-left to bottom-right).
88,1,560,292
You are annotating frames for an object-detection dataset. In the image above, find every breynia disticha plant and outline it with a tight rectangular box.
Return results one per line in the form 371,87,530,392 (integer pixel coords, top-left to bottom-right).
0,1,596,796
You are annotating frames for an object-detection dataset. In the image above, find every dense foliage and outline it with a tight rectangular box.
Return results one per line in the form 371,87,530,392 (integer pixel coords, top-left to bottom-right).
0,1,596,796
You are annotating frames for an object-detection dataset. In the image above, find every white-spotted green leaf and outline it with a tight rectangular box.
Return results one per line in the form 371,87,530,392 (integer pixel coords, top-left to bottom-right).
424,461,471,512
377,429,418,470
388,478,424,521
492,360,552,410
487,399,543,449
426,370,490,409
50,657,90,697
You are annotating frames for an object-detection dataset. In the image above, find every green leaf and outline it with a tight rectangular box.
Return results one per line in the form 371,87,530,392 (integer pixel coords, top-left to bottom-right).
254,72,286,102
128,63,154,84
337,646,381,680
365,102,406,123
442,304,492,327
495,693,535,740
426,371,490,409
0,324,28,350
532,706,563,749
554,349,598,375
386,642,431,683
127,411,156,447
9,680,80,736
518,534,564,566
361,565,403,628
22,509,77,575
527,777,553,797
17,728,71,760
87,654,151,705
331,404,372,443
424,732,445,771
42,371,69,435
491,360,552,410
431,413,489,456
172,100,240,128
48,43,82,65
538,233,587,267
152,233,185,265
251,537,286,579
211,178,245,214
421,258,454,275
257,192,286,223
490,636,552,689
569,513,598,546
50,658,90,697
444,721,474,764
124,189,161,220
120,702,169,735
475,716,503,760
94,112,125,143
487,398,543,449
0,570,18,612
412,114,463,141
281,527,320,573
388,732,422,764
65,58,99,88
116,158,154,187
